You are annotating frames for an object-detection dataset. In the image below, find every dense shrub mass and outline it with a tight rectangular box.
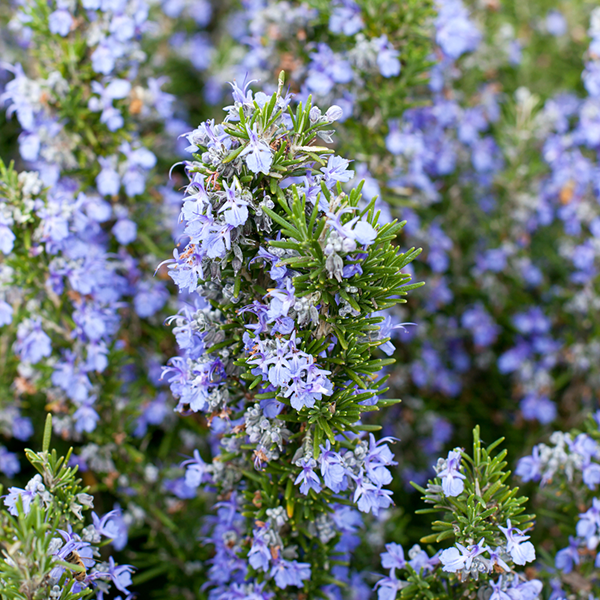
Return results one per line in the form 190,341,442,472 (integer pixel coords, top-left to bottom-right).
1,0,600,599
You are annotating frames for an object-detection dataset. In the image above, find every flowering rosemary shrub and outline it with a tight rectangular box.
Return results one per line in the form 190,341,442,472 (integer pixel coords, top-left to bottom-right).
1,416,134,599
2,0,600,598
208,0,600,493
160,72,422,597
375,427,539,600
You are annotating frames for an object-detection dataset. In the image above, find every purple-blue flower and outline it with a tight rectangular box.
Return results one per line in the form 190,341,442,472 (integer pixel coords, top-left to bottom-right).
0,447,20,478
107,556,135,593
4,474,44,516
92,506,128,551
515,446,542,483
374,573,406,600
375,35,401,78
88,79,131,132
269,559,311,589
439,539,488,572
294,456,322,495
14,317,52,364
240,125,273,175
380,542,406,575
181,449,210,488
555,537,580,573
437,449,466,496
321,155,355,187
319,441,347,493
498,520,536,565
0,214,15,254
577,498,600,549
48,9,73,37
219,179,249,227
248,525,272,572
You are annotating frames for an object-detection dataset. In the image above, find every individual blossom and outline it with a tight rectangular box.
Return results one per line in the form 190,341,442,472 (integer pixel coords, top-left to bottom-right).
48,7,73,37
498,520,536,566
13,317,52,364
374,35,401,78
0,446,20,478
326,207,377,248
294,456,322,495
106,555,135,594
240,124,273,174
92,507,128,551
407,544,439,573
269,559,311,589
374,572,407,600
434,0,481,59
0,213,16,254
181,449,210,489
329,0,364,36
577,498,600,549
555,536,580,573
352,473,394,515
219,179,249,227
488,576,512,600
437,449,466,496
321,155,355,188
461,303,500,347
439,539,488,572
248,525,272,572
380,542,406,576
319,441,347,493
88,79,131,132
364,434,397,487
545,9,567,36
4,474,47,516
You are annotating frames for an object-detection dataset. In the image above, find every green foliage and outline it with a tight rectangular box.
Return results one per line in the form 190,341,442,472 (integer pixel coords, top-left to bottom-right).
0,416,94,600
0,500,92,600
416,426,534,548
371,428,541,600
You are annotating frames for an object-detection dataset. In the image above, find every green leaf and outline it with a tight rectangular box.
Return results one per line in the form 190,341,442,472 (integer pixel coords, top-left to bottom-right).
42,413,52,454
262,205,304,240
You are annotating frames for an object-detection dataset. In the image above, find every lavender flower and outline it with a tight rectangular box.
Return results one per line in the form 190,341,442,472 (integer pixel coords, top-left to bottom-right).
498,520,536,566
439,539,488,572
294,456,322,495
437,450,466,497
4,474,45,516
240,124,273,174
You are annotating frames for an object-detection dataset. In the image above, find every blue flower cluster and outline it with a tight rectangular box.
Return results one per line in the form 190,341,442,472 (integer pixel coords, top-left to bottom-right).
0,0,177,440
158,75,420,597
